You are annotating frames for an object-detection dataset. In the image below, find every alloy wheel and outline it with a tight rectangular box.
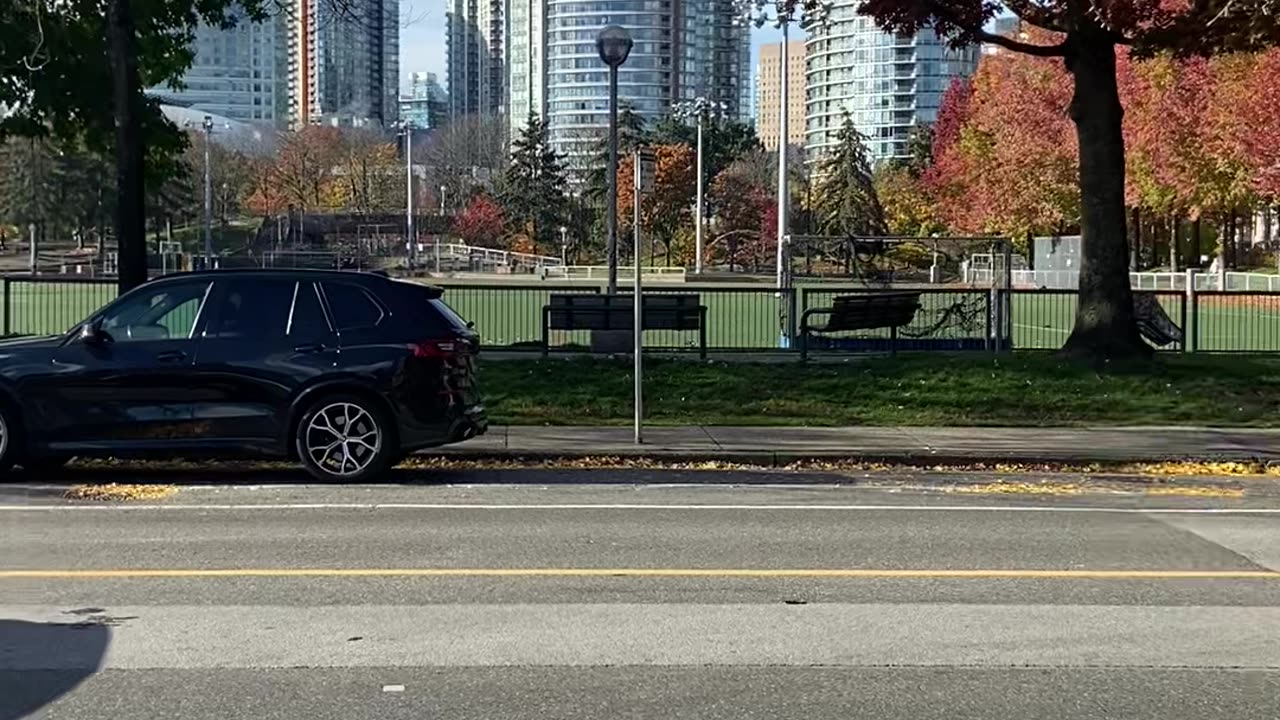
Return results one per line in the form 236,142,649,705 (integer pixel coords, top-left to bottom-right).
303,402,382,477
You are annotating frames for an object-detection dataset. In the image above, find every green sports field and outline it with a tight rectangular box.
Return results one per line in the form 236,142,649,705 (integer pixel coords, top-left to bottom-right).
4,278,1279,353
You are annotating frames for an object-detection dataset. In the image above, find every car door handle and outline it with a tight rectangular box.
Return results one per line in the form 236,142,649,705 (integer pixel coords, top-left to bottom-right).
293,343,328,354
154,350,187,363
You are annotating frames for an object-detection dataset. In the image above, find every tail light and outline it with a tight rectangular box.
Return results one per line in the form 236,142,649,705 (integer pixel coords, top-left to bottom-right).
411,339,460,358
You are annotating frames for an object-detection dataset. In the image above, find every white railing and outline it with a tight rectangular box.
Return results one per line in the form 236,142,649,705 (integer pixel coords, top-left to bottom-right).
968,268,1280,292
539,265,687,282
419,242,563,269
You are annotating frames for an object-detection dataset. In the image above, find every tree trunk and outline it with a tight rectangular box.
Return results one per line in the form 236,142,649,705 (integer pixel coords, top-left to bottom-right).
107,0,147,292
1061,30,1148,359
1226,210,1238,269
1169,216,1178,272
1191,217,1201,266
1129,207,1140,270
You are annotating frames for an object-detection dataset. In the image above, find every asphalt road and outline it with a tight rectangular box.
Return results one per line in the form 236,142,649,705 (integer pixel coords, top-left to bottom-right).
2,474,1279,719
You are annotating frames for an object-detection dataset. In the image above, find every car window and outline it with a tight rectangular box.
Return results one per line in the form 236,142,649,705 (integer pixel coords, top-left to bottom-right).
210,278,295,341
99,281,211,343
430,298,471,332
323,282,383,331
289,282,332,339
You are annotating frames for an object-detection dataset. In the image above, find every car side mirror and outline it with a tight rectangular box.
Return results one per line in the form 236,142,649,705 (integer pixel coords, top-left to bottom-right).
79,319,108,346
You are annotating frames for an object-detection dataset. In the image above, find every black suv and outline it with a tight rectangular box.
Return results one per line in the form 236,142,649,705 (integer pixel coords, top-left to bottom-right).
0,270,486,481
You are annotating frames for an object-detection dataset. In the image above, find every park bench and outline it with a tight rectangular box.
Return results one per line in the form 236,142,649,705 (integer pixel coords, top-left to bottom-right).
542,293,707,358
799,291,922,360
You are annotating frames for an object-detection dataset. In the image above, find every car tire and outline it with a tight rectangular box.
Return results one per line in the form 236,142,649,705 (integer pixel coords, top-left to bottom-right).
295,394,395,482
0,402,18,476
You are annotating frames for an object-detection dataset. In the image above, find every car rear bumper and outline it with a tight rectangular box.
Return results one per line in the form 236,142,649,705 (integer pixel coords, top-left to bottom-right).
397,403,487,452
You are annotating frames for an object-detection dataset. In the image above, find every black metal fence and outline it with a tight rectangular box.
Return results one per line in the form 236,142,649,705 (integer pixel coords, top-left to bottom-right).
3,274,1278,354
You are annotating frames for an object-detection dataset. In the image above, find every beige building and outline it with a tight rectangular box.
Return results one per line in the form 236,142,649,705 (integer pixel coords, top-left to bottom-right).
756,41,807,151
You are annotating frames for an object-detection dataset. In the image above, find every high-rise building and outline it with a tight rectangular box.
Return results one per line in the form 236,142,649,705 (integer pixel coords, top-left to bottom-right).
756,40,807,151
984,17,1023,55
145,13,287,126
287,0,400,128
447,0,505,119
400,72,450,130
508,0,750,166
804,7,977,161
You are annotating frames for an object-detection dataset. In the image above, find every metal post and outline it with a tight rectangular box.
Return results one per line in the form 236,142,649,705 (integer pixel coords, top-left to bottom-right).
405,125,415,271
1185,268,1197,353
775,20,789,293
607,64,620,296
1002,242,1013,351
633,151,643,445
202,122,213,268
695,115,704,275
28,223,37,274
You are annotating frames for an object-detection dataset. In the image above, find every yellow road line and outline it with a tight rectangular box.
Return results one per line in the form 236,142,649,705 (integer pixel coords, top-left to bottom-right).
1,568,1279,580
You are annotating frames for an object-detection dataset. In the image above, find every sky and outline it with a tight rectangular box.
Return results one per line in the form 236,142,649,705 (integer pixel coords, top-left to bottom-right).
398,1,790,93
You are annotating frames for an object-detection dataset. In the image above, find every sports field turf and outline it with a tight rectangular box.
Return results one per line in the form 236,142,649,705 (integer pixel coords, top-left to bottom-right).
4,277,1279,353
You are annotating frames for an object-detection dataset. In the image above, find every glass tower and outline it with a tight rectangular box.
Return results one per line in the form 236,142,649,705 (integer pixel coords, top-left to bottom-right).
804,8,977,161
509,0,750,169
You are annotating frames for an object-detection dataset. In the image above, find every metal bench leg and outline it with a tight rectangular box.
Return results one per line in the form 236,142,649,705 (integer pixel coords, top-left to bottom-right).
542,307,550,359
699,308,707,361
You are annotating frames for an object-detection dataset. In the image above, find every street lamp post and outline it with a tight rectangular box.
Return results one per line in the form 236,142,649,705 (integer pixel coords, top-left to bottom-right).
597,25,634,296
559,225,569,266
396,120,415,271
738,0,831,343
674,98,727,275
201,115,214,268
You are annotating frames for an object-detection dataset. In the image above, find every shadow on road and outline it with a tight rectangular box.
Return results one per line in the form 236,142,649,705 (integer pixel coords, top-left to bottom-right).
0,617,109,720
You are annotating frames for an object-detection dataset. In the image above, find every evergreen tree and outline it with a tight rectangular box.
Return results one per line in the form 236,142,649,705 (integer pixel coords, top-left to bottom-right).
584,104,648,203
813,116,888,237
500,112,568,251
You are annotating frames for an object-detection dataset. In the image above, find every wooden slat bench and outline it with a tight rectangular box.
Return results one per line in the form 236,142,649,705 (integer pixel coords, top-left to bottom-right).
799,292,922,360
542,293,707,358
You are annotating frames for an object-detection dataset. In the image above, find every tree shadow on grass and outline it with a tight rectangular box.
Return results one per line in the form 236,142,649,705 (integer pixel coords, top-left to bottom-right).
0,617,109,720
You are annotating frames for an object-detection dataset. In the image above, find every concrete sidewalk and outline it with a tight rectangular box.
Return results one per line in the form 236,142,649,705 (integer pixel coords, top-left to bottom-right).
440,425,1280,465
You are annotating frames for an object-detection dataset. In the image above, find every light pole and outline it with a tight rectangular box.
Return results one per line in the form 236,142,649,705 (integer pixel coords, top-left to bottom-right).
201,115,214,268
396,120,416,271
597,25,634,295
674,98,727,275
738,1,832,289
559,225,569,266
184,115,228,269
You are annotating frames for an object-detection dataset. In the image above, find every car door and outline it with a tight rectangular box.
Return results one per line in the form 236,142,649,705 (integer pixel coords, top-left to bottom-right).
187,278,338,449
23,279,213,449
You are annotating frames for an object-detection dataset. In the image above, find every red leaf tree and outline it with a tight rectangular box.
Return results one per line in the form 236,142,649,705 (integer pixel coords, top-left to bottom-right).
852,0,1280,360
451,194,507,248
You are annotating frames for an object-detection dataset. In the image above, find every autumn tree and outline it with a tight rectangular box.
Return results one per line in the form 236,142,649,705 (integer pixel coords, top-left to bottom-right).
451,194,507,248
853,0,1280,359
334,129,402,214
927,41,1080,243
273,126,344,213
875,164,945,237
709,166,773,272
617,143,697,266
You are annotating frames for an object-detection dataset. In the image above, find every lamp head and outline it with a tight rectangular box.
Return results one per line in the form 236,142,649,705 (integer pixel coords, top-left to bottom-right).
596,25,633,67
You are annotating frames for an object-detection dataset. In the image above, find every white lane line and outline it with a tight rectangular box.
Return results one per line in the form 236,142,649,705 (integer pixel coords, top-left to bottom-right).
382,685,406,693
0,503,1277,513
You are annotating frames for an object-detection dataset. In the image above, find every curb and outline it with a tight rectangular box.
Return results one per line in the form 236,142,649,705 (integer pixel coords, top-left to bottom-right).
431,447,1280,468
